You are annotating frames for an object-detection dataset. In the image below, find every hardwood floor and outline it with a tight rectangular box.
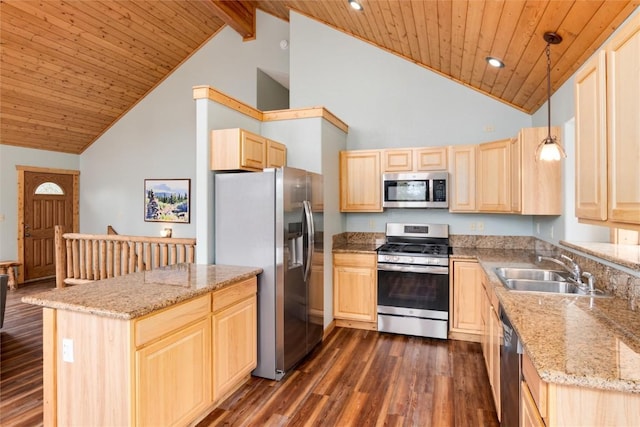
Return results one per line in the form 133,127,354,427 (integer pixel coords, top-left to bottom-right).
1,282,498,426
1,278,54,427
198,328,498,426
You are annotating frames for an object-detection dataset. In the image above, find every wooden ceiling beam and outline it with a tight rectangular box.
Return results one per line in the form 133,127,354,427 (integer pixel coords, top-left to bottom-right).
208,0,256,41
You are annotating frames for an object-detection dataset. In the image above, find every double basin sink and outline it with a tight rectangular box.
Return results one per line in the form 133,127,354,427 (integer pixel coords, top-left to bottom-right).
495,267,607,297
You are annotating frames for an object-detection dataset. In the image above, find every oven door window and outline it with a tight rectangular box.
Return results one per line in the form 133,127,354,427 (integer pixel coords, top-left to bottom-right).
377,270,448,311
384,180,429,202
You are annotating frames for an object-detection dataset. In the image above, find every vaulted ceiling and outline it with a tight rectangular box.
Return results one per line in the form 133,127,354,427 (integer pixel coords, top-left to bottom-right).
1,1,637,154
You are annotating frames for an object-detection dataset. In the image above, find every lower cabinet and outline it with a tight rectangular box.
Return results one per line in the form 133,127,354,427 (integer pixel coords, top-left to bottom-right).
449,259,483,340
480,270,501,421
136,318,212,426
521,380,545,427
521,333,640,427
212,292,257,401
333,252,377,329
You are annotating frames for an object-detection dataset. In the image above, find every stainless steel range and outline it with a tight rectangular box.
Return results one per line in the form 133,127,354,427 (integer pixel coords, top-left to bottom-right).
377,223,450,339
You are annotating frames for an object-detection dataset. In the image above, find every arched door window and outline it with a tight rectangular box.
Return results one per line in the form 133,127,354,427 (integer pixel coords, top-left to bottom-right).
34,182,64,195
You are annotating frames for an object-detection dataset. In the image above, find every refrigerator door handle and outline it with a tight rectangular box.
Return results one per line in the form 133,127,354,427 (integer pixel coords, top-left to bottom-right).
302,200,314,282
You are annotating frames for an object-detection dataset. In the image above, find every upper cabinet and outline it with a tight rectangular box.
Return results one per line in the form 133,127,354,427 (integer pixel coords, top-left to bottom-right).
339,150,382,212
449,145,477,212
476,138,513,212
575,14,640,229
512,127,562,215
382,147,448,172
460,128,560,215
211,128,286,172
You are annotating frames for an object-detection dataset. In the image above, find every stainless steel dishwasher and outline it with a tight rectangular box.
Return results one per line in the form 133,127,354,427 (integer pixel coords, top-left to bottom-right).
500,305,523,427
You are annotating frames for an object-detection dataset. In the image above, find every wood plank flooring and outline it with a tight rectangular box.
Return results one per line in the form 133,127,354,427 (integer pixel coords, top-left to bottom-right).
1,279,54,427
1,281,498,426
198,328,498,426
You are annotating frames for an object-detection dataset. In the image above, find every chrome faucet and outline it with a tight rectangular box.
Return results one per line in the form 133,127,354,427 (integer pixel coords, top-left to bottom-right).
537,254,583,284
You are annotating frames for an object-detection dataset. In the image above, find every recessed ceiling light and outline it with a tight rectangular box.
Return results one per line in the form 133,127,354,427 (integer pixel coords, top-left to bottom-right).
348,0,363,11
486,56,505,68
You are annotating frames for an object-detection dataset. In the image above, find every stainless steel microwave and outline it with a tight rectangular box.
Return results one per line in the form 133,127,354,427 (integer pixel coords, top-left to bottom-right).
382,172,448,208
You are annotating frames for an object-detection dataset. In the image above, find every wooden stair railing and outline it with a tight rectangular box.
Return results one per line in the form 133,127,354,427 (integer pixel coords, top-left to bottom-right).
54,225,196,288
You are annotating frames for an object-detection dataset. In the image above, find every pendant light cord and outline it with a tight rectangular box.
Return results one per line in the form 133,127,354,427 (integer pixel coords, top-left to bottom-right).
546,42,552,141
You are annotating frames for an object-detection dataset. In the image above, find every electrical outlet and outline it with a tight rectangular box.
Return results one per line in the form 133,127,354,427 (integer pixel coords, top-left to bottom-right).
477,222,484,232
536,223,540,234
368,219,376,230
550,226,555,239
470,222,476,231
62,338,74,363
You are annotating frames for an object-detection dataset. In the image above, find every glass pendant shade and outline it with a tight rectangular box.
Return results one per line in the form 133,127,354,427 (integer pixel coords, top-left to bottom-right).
536,136,567,161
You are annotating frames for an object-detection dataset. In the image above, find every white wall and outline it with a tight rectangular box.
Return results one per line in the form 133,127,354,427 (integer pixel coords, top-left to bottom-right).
289,11,535,235
80,11,289,237
0,145,79,259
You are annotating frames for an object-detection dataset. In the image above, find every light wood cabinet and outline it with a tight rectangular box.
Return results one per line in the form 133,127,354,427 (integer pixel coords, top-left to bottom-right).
415,147,448,170
521,349,640,426
576,13,640,230
477,129,561,215
136,318,212,426
212,283,257,401
480,271,501,420
333,252,377,328
211,128,286,171
382,149,413,172
575,51,608,221
449,259,483,340
521,380,546,427
266,139,287,168
382,147,448,172
44,277,258,426
448,145,477,212
477,138,512,212
511,127,562,215
339,150,382,212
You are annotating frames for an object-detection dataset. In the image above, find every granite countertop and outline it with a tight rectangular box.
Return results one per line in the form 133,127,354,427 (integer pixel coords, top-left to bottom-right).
22,263,262,320
452,248,640,393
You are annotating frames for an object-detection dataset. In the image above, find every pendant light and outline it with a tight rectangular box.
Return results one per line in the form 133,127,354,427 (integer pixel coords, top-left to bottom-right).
536,32,566,161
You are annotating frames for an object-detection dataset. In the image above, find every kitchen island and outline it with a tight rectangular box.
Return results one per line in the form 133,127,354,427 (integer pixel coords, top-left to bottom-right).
23,263,262,427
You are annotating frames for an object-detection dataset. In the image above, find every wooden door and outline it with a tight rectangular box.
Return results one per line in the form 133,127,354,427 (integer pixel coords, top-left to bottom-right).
23,171,74,280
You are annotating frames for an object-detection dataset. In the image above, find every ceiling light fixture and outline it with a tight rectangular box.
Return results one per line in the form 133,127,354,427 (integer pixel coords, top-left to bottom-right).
485,56,505,68
536,32,566,162
348,0,363,11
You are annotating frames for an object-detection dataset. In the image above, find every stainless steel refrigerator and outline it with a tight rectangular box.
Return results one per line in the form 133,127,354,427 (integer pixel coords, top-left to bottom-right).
214,167,323,380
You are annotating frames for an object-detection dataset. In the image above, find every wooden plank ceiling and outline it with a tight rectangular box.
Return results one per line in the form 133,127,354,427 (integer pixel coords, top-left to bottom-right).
1,1,637,154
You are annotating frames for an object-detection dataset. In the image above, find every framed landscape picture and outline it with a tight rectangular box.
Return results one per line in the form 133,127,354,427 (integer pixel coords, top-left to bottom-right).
144,179,190,223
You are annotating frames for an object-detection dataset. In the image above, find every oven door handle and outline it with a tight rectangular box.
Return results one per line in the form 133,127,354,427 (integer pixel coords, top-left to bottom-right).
377,263,449,275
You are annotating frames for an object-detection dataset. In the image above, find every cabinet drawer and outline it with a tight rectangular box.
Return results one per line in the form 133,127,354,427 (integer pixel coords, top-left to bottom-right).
522,351,547,417
334,253,376,268
135,294,211,347
212,277,257,313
